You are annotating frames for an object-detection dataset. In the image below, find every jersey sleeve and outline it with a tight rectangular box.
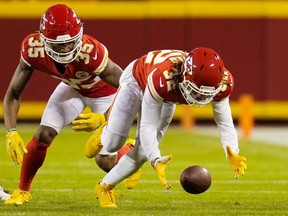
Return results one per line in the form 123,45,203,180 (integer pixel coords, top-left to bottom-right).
147,69,166,101
91,40,109,75
212,97,239,156
140,86,163,162
20,36,30,66
213,68,234,102
20,34,43,67
20,33,47,69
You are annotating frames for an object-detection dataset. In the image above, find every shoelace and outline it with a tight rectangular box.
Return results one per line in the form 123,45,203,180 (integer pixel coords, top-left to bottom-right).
101,189,115,204
10,191,21,199
11,190,30,200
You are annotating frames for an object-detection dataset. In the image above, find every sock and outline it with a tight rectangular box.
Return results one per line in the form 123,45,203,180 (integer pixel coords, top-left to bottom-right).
116,144,133,163
19,135,50,191
102,155,140,185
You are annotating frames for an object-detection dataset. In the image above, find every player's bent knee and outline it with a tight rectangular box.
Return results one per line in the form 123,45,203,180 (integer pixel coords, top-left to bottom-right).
102,132,126,152
95,155,117,172
36,126,58,144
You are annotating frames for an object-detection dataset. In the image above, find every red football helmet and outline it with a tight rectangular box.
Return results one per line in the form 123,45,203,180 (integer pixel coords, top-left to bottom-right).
39,4,83,63
179,47,224,107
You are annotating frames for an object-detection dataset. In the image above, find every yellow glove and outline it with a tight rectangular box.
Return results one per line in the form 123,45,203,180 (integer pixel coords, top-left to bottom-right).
72,113,105,132
6,130,27,164
84,122,106,158
226,146,247,179
153,155,172,189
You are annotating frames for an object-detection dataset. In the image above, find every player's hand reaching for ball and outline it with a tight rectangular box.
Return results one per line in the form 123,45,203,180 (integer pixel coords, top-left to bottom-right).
153,155,172,189
226,146,247,179
6,129,27,164
72,113,105,132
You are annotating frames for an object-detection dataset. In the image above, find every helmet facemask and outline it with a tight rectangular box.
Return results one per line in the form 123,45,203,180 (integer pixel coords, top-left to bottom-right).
179,77,222,107
41,28,83,64
178,48,224,107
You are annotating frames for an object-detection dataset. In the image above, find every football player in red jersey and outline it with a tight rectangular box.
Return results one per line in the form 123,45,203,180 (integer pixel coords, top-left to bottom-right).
75,47,247,207
3,4,138,205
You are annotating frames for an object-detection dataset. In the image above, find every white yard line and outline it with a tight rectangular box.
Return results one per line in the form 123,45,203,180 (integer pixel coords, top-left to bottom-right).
247,126,288,146
193,125,288,147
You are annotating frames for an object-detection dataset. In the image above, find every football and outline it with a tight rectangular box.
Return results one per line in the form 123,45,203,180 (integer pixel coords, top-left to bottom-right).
180,165,212,194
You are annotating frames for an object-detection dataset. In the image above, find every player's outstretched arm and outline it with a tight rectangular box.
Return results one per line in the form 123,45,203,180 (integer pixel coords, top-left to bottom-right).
4,60,33,164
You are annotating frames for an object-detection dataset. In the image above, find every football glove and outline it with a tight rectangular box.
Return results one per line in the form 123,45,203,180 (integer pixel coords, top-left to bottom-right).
153,155,172,189
226,146,247,179
72,113,105,132
6,130,27,164
84,122,107,158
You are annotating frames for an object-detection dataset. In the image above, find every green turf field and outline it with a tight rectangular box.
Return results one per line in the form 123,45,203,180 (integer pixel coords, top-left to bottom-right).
1,124,287,215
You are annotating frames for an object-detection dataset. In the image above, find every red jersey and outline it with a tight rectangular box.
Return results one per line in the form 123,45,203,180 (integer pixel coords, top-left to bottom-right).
132,50,234,104
20,33,117,98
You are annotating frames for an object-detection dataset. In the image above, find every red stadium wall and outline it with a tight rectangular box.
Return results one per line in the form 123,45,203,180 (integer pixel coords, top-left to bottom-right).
0,18,287,101
2,1,288,121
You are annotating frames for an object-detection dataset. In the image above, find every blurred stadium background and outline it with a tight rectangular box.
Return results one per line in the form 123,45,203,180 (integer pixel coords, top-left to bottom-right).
1,0,288,140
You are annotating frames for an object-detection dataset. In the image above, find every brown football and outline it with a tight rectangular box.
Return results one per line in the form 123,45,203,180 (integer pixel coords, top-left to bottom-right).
180,165,212,194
